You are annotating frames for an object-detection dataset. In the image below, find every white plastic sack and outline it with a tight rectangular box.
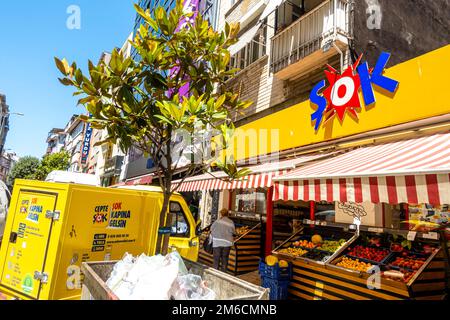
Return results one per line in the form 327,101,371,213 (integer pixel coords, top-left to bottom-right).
106,251,215,300
170,274,216,300
127,257,179,300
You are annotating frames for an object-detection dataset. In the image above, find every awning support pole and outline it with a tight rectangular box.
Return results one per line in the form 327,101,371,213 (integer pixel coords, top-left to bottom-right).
265,186,274,257
310,201,315,221
403,203,409,230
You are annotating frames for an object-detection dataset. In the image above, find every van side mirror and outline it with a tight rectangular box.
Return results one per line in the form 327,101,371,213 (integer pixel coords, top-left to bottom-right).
196,221,202,236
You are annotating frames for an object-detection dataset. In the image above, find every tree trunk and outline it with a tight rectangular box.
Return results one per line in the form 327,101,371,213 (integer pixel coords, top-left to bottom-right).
155,131,173,255
155,191,171,255
160,192,172,255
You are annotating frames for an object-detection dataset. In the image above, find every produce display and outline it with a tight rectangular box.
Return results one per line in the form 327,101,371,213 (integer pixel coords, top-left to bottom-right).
336,257,373,272
292,240,316,249
278,247,308,257
311,234,323,244
280,226,443,300
318,239,347,253
303,250,330,262
265,255,279,266
346,245,390,262
279,260,289,268
235,226,250,236
390,256,426,270
277,233,349,261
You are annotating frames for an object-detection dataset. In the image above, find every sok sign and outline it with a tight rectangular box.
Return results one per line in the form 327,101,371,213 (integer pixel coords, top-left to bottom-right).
310,52,399,130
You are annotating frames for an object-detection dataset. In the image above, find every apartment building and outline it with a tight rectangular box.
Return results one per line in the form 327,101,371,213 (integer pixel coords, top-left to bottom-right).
63,115,85,172
0,151,18,183
0,94,9,156
46,128,66,155
219,0,449,132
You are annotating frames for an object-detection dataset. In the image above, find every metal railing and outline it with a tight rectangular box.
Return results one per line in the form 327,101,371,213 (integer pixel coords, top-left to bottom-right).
270,0,350,74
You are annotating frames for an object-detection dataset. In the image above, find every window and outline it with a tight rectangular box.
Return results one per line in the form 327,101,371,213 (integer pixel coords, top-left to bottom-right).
229,23,267,71
232,189,267,214
275,0,305,34
70,122,84,139
74,141,82,154
170,201,189,237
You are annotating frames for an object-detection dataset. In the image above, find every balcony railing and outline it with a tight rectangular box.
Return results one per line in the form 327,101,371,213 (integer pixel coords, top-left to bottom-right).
271,0,350,78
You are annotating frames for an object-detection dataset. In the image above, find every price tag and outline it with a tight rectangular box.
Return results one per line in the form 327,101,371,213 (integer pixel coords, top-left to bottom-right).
422,232,438,240
407,231,417,241
305,219,312,224
349,224,357,230
303,219,308,224
368,227,383,233
315,221,321,225
321,221,327,226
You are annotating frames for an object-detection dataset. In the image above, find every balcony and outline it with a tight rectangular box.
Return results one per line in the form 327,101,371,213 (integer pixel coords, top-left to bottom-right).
103,155,124,176
271,0,350,80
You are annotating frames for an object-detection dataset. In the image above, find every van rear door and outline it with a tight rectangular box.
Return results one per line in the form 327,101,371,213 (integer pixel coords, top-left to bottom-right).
0,190,58,299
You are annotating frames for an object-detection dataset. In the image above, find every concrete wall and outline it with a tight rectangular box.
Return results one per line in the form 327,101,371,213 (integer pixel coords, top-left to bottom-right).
223,0,264,25
222,1,344,126
353,0,450,67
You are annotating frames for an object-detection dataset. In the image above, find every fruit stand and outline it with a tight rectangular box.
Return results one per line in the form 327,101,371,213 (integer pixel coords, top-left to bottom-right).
198,222,263,275
273,222,447,300
273,223,356,265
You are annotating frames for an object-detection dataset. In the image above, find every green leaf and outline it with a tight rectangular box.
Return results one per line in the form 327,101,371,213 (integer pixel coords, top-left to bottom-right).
55,57,70,75
139,24,148,38
154,114,173,125
58,78,73,86
75,69,83,85
78,96,95,105
215,95,226,109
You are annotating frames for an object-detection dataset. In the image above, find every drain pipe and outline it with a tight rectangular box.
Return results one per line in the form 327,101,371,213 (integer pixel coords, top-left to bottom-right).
332,0,344,72
333,42,344,73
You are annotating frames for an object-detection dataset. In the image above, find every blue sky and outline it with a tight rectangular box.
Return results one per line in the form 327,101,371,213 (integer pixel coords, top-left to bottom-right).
0,1,137,158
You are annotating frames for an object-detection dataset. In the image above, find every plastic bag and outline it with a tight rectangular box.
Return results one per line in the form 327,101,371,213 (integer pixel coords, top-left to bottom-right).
165,251,188,276
127,257,179,300
106,252,215,300
106,252,179,300
203,234,213,254
106,252,135,291
170,274,216,300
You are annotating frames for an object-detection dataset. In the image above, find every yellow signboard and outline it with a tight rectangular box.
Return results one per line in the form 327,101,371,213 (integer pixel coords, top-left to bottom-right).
230,45,450,161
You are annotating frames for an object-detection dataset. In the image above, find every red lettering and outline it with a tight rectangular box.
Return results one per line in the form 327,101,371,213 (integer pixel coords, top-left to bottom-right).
113,202,122,210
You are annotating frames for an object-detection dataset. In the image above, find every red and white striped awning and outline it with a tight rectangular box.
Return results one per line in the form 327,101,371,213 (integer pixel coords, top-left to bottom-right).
124,173,154,186
273,132,450,205
173,153,331,192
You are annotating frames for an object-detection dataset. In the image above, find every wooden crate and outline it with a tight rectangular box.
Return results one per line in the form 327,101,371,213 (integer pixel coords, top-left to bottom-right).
198,223,262,275
273,226,448,300
284,247,446,300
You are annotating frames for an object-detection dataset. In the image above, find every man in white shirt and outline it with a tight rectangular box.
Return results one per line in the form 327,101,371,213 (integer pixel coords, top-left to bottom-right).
211,208,236,271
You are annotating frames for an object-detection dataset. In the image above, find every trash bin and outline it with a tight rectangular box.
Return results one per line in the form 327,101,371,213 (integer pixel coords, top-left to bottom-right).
81,259,270,300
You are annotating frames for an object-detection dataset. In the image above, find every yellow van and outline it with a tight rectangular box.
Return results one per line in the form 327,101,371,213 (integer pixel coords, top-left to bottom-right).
0,180,199,300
